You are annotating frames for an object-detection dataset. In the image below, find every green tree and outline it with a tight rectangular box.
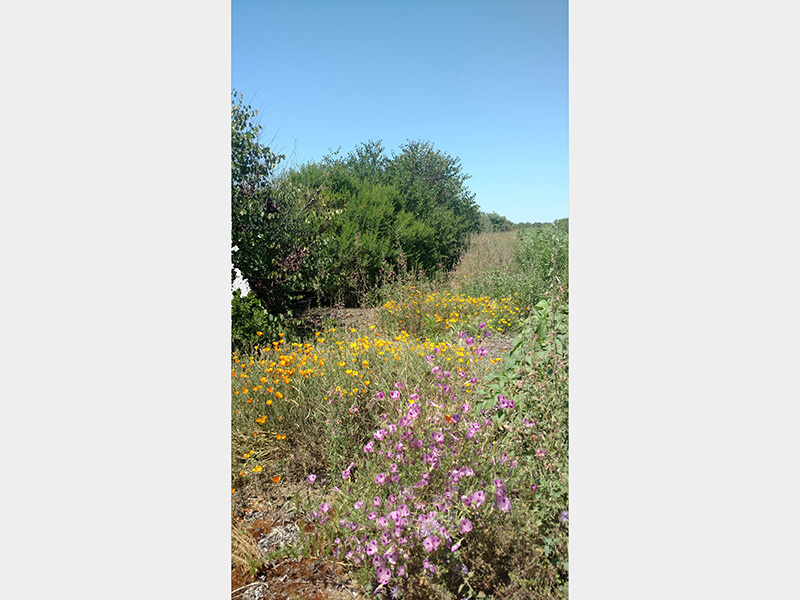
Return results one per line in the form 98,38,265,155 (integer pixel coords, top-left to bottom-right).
231,90,331,313
385,140,480,270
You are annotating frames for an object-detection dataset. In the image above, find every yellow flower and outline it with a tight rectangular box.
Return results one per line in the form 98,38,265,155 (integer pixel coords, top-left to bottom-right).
252,465,262,473
275,391,283,399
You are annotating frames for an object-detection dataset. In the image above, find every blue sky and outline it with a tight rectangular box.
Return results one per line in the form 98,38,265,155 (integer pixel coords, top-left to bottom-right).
232,0,567,225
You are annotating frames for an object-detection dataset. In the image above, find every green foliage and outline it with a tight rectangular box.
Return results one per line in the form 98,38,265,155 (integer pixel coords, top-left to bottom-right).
479,210,514,233
231,290,292,352
515,220,569,306
385,140,481,271
231,90,335,314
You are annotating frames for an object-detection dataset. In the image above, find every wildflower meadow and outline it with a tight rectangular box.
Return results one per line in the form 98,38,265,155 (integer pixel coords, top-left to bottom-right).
231,226,568,600
231,92,568,599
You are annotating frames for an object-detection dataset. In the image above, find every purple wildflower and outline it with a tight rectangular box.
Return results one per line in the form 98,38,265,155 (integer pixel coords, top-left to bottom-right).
307,474,317,485
422,535,441,553
470,490,486,508
376,565,391,585
497,494,511,513
460,518,473,534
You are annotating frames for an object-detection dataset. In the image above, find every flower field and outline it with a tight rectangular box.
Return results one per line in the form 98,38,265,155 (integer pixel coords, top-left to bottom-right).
231,228,568,600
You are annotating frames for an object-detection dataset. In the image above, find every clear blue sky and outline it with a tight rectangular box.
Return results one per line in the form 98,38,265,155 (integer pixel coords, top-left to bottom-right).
232,0,568,224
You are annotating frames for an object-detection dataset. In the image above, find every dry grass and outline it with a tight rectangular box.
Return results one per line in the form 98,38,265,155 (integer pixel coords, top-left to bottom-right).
450,230,519,295
231,517,262,571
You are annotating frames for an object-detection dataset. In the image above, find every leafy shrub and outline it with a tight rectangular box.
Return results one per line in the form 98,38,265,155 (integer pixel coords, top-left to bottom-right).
231,290,293,352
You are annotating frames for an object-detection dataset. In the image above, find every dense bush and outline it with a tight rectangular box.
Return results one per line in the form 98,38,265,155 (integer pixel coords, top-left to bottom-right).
231,90,336,314
231,290,296,352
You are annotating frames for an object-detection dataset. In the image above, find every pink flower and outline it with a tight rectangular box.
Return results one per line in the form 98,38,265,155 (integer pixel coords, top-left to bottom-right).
422,535,441,553
372,496,381,507
395,381,404,390
390,390,400,401
422,557,436,573
459,518,473,534
470,490,486,508
376,565,391,585
307,474,317,484
496,494,511,513
364,441,374,452
320,502,331,514
376,472,387,485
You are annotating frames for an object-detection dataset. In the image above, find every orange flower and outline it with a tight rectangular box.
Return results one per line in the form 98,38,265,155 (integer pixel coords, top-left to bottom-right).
271,476,281,483
266,399,272,405
275,391,283,399
445,414,454,423
256,331,263,336
247,398,253,404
